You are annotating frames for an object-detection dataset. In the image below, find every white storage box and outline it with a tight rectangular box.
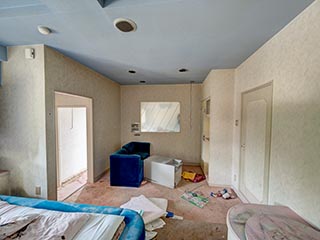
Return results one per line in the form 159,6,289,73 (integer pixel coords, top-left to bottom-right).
144,156,182,188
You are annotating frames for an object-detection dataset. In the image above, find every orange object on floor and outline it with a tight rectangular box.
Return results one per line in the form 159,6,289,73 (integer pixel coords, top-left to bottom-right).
182,171,196,181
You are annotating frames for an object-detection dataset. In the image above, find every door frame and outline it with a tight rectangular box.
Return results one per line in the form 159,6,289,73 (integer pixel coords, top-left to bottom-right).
239,82,273,204
54,92,94,189
200,97,210,177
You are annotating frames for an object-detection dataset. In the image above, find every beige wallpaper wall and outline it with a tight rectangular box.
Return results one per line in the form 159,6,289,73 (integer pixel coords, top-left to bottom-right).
44,47,121,199
0,45,47,198
202,69,235,186
121,84,201,164
232,1,320,227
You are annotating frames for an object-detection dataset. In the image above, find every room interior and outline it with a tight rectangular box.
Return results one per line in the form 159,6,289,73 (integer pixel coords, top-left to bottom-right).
0,0,319,239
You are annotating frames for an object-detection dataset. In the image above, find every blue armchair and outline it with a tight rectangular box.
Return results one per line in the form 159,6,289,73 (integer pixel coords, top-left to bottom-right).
110,142,150,187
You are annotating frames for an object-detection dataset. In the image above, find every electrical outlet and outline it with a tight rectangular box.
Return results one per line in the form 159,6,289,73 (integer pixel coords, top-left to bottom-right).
35,186,41,195
233,174,237,182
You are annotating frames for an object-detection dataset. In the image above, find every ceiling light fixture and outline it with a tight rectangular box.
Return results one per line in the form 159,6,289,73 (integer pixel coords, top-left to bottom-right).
37,26,52,35
128,70,136,74
179,68,188,73
114,18,137,32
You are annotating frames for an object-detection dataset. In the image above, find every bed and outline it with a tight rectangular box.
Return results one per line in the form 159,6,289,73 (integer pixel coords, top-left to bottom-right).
0,195,145,240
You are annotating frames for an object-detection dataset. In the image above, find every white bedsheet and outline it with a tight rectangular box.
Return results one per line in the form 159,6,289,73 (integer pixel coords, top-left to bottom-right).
0,200,124,240
73,213,124,240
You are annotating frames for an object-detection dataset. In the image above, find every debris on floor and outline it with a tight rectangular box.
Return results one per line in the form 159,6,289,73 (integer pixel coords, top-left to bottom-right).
166,211,183,220
181,191,209,208
182,171,206,183
145,231,157,240
145,218,166,231
210,188,237,200
120,195,167,224
120,195,169,240
182,171,196,181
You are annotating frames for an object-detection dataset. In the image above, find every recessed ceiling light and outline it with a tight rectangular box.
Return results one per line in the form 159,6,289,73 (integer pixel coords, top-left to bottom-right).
114,18,137,32
37,26,51,35
128,70,136,74
139,80,146,84
179,68,188,73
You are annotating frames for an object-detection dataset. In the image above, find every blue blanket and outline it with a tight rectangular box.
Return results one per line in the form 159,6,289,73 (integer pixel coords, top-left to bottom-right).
0,195,145,240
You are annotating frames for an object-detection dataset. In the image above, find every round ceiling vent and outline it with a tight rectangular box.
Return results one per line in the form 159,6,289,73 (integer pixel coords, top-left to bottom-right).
114,18,137,32
179,68,188,73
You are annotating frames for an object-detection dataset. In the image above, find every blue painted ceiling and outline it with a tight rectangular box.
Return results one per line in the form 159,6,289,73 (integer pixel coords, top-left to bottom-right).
0,0,314,84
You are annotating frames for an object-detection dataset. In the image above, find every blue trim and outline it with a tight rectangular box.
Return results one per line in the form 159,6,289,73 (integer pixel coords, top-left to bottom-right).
0,45,7,86
0,45,7,61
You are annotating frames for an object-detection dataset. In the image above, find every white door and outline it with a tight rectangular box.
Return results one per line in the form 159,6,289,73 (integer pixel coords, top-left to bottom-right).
240,83,272,204
57,107,87,185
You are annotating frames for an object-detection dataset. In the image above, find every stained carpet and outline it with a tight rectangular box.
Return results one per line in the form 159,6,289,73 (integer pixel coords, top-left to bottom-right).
65,166,241,239
156,219,227,240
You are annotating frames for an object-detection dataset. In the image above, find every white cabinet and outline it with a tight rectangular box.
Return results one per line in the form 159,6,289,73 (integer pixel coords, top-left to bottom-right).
0,170,10,195
144,156,182,189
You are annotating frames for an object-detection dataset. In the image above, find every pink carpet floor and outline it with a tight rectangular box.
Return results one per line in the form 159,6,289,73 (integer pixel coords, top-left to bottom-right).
65,166,241,225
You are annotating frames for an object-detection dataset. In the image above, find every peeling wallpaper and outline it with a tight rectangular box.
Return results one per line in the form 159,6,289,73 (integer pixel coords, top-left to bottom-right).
232,1,320,227
202,69,235,186
44,46,121,200
121,84,201,164
0,45,47,198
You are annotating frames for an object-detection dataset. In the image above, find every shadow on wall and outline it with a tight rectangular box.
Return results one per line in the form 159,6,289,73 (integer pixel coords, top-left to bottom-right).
267,100,320,227
0,157,28,197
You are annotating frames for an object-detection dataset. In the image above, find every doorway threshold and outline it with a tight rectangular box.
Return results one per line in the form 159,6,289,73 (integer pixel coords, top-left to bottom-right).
58,171,87,201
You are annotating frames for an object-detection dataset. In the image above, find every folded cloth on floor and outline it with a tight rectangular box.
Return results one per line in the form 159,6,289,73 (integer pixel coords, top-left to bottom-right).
120,195,166,224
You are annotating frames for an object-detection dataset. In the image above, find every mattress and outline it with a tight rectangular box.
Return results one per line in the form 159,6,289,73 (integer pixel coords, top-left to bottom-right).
0,195,145,240
0,200,125,239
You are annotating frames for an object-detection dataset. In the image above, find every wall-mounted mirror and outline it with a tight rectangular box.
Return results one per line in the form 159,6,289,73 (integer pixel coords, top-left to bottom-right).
141,102,180,132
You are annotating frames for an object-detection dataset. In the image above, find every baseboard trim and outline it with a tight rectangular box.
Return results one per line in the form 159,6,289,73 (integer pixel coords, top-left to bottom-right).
207,182,231,188
183,163,201,166
94,169,108,182
231,185,249,203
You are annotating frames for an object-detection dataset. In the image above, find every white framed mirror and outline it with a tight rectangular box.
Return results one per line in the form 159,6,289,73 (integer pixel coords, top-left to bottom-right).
141,102,180,132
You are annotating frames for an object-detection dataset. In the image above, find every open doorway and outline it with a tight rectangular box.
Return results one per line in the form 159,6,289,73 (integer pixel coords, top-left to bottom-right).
55,92,93,201
200,98,210,178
